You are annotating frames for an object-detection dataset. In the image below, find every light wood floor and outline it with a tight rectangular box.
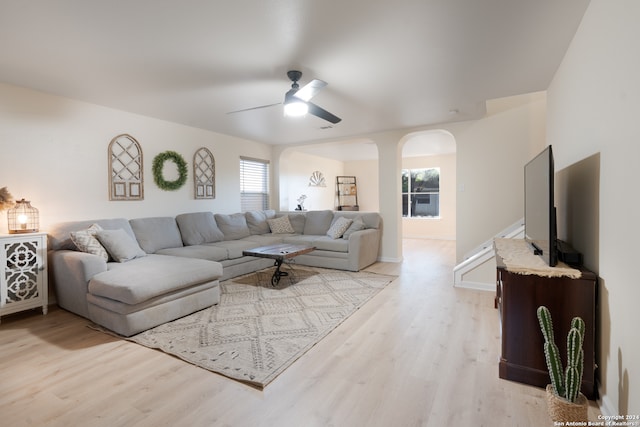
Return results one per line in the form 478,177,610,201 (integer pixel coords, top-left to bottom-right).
0,239,600,427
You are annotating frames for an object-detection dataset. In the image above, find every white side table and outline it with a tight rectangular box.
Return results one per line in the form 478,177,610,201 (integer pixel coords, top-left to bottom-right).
0,232,48,323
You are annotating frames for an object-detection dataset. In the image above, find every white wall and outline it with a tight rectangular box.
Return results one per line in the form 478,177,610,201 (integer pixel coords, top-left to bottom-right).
277,150,344,211
546,0,640,415
0,83,271,232
422,92,547,262
344,159,379,212
402,153,456,240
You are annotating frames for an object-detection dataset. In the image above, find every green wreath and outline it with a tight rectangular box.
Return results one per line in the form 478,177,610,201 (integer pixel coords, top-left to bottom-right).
152,151,188,191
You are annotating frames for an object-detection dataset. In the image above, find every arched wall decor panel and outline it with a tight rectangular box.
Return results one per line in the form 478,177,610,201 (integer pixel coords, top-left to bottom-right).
194,147,215,199
108,134,144,201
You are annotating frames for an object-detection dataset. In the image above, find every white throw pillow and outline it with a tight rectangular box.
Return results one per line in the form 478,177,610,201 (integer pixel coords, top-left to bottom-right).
326,217,353,239
267,215,295,234
70,223,109,261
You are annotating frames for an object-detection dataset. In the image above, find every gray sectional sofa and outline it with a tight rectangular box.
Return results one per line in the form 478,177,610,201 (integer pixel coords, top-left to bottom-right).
48,209,381,336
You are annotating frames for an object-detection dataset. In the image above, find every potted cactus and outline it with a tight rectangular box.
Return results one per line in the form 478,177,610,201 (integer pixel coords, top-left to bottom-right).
536,305,589,422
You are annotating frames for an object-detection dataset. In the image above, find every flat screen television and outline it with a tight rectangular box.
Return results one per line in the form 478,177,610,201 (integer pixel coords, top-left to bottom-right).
524,145,557,266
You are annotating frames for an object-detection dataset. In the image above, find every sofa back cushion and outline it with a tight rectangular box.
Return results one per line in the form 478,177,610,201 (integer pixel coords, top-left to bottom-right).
214,213,251,241
48,218,135,251
245,210,276,235
286,213,306,234
303,210,334,235
333,211,381,229
129,217,184,253
176,212,225,245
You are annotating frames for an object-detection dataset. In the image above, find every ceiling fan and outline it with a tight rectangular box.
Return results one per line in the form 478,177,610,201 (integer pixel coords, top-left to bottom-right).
227,70,341,124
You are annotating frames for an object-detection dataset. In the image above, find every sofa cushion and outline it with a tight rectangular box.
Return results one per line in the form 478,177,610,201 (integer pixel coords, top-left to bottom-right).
287,213,306,234
96,229,147,263
326,216,353,239
303,210,334,235
48,218,135,251
333,211,380,229
88,254,222,305
208,240,259,259
215,213,251,241
156,244,229,262
281,235,348,253
267,215,295,234
176,212,225,245
245,210,276,234
130,217,184,253
70,223,109,261
342,216,366,239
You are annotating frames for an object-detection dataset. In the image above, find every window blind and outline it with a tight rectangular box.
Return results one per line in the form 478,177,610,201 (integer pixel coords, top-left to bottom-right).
240,157,270,211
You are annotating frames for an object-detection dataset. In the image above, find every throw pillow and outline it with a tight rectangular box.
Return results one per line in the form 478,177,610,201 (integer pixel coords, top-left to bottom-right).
326,216,353,239
70,223,109,262
267,215,295,234
95,229,147,262
342,217,366,240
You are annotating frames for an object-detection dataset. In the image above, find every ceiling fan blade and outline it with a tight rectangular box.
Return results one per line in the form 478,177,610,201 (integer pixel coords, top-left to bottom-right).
293,79,327,102
307,102,341,124
226,102,281,115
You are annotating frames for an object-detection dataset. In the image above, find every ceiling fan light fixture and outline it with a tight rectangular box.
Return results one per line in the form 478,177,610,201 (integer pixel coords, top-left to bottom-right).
284,100,308,117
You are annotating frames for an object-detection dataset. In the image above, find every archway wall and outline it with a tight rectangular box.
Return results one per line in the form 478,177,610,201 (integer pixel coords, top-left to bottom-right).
272,91,546,264
448,92,547,263
401,151,456,240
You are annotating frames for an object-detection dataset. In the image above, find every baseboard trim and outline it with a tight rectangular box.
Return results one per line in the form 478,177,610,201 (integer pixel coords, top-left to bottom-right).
454,280,495,292
377,256,403,263
598,383,617,417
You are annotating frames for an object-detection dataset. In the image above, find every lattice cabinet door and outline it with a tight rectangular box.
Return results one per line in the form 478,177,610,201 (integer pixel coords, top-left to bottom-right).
0,232,48,323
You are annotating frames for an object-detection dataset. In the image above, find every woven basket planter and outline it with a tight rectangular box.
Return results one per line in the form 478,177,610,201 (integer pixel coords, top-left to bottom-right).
546,384,589,423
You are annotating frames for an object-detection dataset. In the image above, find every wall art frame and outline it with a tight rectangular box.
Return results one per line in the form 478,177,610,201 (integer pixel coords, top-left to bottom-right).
193,147,215,199
108,134,144,201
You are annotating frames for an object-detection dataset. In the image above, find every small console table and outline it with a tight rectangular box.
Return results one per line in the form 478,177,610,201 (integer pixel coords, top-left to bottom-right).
494,239,597,399
0,232,48,323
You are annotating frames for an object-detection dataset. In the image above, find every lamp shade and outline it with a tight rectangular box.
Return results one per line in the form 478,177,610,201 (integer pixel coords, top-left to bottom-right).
7,199,39,234
283,87,308,117
284,100,308,117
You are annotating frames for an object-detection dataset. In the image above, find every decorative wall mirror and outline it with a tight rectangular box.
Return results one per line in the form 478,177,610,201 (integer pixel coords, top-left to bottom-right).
336,176,358,211
193,147,215,199
108,134,144,201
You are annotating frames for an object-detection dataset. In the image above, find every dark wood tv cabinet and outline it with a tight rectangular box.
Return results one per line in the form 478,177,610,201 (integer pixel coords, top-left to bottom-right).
495,245,597,399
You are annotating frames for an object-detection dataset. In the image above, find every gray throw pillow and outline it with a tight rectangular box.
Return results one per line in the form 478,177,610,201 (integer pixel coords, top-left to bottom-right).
342,217,366,239
95,229,147,262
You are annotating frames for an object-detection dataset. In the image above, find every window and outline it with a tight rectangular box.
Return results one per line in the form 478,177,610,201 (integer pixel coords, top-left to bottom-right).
402,167,440,218
240,157,270,211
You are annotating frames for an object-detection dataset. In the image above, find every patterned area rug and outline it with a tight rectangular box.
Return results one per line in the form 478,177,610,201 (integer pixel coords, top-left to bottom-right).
128,267,396,388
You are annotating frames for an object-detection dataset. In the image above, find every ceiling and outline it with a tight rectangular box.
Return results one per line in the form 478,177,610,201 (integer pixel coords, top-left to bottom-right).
0,0,589,147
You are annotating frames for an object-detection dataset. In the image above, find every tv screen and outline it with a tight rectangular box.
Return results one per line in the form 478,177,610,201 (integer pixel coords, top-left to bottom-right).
524,145,557,266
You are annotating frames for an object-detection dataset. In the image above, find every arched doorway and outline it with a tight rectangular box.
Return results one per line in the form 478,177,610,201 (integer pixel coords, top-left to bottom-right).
399,130,457,240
